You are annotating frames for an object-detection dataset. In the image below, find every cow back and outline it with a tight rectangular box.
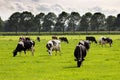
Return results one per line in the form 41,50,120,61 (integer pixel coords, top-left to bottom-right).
74,45,87,61
15,44,24,52
24,41,35,50
59,37,69,43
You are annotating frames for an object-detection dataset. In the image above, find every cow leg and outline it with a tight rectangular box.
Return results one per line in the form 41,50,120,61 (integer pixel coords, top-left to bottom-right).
55,50,57,56
13,50,18,57
55,47,61,56
58,46,61,56
19,52,22,56
59,49,62,56
110,43,112,47
49,51,52,55
31,46,34,56
24,51,27,56
101,43,104,47
49,48,52,56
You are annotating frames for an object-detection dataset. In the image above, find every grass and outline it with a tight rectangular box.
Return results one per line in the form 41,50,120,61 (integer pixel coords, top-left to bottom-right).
0,35,120,80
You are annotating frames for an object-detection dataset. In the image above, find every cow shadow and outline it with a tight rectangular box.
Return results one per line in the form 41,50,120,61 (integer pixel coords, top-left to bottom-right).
63,66,79,69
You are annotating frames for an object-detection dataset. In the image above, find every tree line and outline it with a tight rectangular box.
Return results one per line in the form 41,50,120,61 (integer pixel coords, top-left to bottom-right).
0,11,120,33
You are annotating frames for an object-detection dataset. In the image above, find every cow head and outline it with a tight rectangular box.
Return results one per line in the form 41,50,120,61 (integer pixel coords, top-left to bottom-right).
46,43,52,55
13,50,18,57
13,43,23,57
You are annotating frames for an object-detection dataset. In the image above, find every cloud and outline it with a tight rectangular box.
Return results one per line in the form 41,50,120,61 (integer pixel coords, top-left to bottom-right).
36,3,51,12
88,6,119,16
35,3,64,15
31,0,40,2
0,0,120,20
51,4,63,13
0,0,14,11
13,2,24,11
88,6,103,12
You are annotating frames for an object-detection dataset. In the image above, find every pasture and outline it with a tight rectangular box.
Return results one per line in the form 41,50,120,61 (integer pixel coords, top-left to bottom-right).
0,35,120,80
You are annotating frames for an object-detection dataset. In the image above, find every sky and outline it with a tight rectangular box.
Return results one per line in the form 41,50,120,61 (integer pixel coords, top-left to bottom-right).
0,0,120,21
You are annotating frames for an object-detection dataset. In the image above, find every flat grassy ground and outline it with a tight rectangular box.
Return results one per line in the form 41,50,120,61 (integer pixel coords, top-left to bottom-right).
0,35,120,80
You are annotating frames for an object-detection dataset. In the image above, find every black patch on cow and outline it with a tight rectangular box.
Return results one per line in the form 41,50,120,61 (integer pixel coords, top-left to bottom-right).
59,37,69,43
86,36,97,43
46,43,52,50
52,41,57,46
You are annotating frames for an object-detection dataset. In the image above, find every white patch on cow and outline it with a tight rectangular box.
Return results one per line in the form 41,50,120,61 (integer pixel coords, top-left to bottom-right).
53,40,61,46
47,40,53,46
18,41,24,47
79,40,85,45
47,40,61,55
99,36,107,45
86,40,90,44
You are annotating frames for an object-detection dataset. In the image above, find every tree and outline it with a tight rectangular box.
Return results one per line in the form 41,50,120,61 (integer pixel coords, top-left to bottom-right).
106,15,116,33
42,12,57,32
79,12,92,33
8,12,21,33
91,12,105,32
20,11,34,34
114,14,120,30
67,12,80,32
54,11,69,32
0,17,4,31
33,13,45,33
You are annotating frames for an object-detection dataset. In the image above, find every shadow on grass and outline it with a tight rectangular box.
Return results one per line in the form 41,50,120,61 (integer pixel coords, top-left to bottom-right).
63,66,80,69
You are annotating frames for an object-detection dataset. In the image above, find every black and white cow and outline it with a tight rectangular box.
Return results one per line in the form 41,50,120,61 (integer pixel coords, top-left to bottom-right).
52,35,58,40
99,36,113,47
13,37,35,57
46,40,61,55
74,40,90,67
59,37,69,43
36,36,40,42
86,36,97,44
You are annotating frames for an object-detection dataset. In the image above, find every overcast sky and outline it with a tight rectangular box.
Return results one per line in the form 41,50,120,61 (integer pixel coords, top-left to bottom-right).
0,0,120,20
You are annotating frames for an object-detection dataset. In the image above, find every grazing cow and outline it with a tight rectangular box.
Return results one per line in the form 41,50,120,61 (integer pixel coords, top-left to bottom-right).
59,37,69,43
52,35,58,40
86,36,97,43
36,36,40,42
99,36,112,47
74,40,90,67
46,40,61,55
13,38,35,57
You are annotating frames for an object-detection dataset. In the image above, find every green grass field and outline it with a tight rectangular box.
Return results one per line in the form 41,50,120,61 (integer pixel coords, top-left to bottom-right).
0,35,120,80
